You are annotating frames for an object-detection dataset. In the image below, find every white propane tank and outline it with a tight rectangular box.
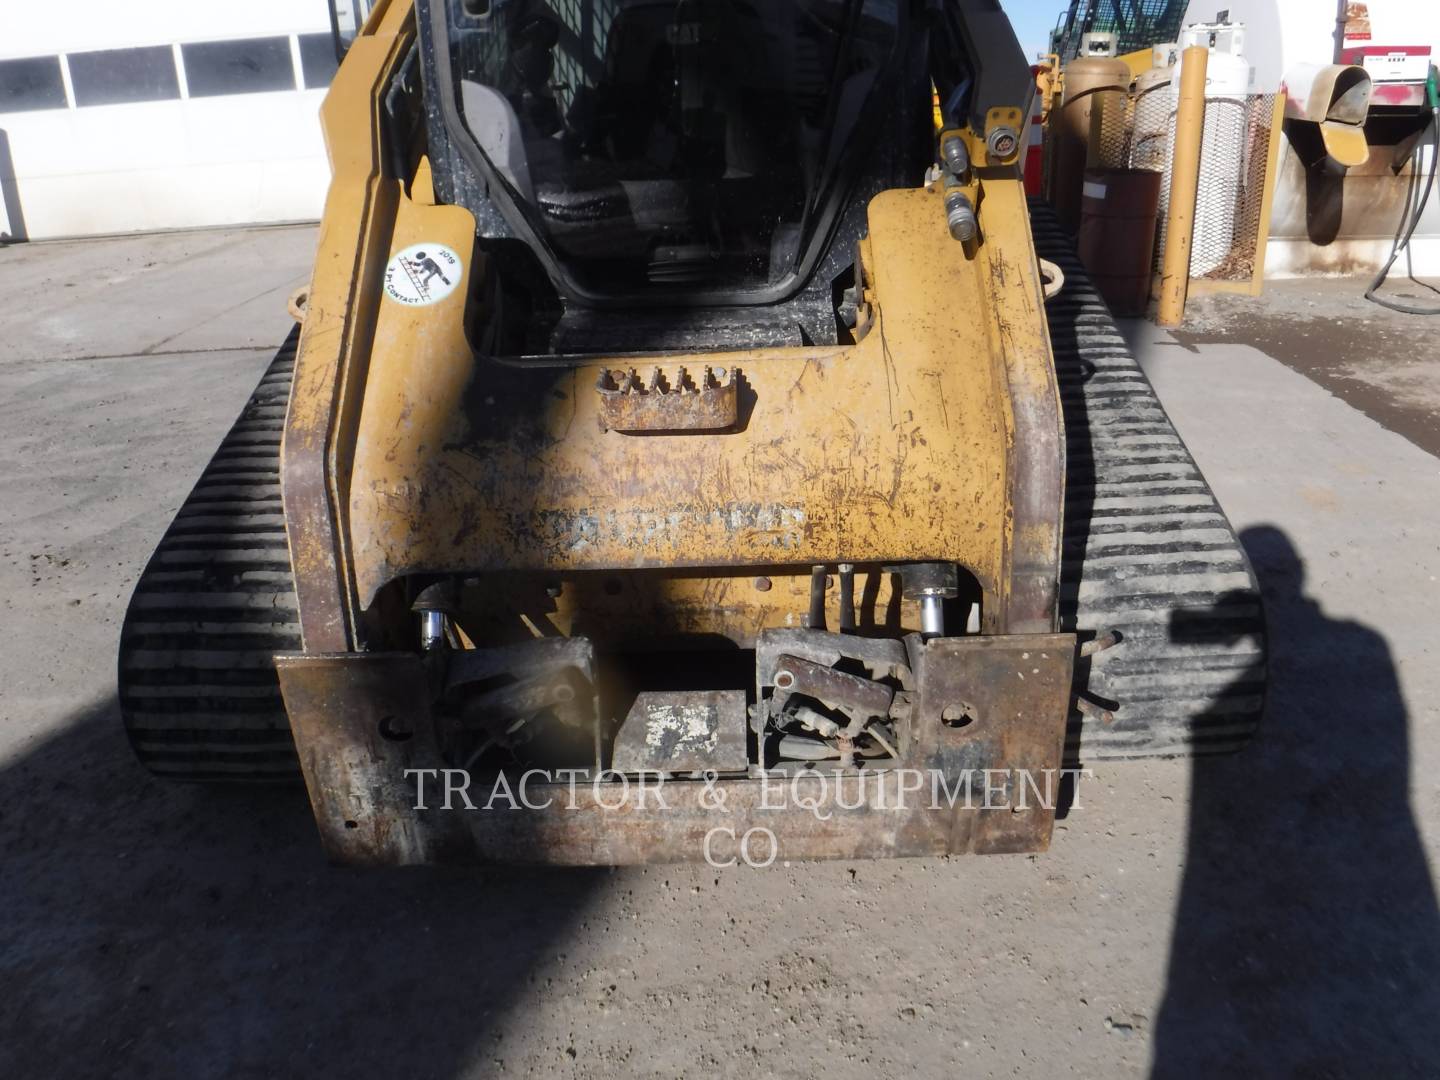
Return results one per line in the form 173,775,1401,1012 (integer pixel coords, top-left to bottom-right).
1170,28,1254,276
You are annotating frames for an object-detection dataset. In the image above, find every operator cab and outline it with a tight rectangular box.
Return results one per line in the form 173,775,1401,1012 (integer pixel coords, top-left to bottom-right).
411,0,957,354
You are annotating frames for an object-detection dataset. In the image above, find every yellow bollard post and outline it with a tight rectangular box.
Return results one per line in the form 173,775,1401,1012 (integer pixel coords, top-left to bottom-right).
1157,45,1208,328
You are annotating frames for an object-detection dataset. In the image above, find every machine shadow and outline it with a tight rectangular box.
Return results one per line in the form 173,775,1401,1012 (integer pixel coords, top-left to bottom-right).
1150,525,1440,1076
0,696,605,1078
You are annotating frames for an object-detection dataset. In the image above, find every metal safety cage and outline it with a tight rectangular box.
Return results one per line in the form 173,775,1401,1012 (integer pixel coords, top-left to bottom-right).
1155,91,1285,294
1088,86,1286,297
1049,0,1188,64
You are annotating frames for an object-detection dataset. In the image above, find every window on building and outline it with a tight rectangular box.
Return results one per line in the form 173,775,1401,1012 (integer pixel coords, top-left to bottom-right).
181,37,296,97
68,47,181,107
298,33,340,90
0,56,68,113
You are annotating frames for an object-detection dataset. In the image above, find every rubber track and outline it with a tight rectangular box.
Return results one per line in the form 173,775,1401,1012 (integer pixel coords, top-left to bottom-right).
118,330,302,780
1032,202,1267,759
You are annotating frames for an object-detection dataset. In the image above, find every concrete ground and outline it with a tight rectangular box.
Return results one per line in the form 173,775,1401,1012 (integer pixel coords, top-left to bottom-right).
1176,278,1440,458
2,226,1439,1079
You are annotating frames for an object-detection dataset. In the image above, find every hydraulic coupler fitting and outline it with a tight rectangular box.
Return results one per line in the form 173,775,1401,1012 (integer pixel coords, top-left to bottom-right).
941,133,971,180
886,562,961,639
412,581,458,651
945,188,978,243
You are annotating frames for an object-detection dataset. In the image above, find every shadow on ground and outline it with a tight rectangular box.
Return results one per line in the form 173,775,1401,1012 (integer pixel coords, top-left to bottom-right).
1152,525,1440,1076
0,698,603,1078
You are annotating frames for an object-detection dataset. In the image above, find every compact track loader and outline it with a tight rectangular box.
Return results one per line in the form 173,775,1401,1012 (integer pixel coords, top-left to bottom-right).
118,0,1266,865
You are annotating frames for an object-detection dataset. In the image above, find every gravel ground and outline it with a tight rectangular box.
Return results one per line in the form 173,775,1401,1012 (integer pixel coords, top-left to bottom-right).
1,227,1438,1078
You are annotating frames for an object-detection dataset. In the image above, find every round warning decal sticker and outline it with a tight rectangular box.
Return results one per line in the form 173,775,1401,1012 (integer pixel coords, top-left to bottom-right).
383,243,462,306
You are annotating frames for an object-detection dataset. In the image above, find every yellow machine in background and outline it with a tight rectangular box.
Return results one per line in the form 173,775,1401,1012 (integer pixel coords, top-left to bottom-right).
118,0,1266,866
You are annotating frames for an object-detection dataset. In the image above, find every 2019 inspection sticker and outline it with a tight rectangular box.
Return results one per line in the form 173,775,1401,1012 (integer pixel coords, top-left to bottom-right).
383,243,461,306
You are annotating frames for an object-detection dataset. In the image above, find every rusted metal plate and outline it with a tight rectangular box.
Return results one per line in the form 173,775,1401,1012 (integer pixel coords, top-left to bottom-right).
772,652,895,723
275,652,471,866
446,636,598,731
756,629,912,685
909,632,1075,854
278,633,1074,866
596,366,738,433
611,690,748,774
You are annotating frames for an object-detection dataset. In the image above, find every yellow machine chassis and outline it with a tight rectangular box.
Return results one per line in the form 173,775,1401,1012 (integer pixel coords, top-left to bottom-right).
275,0,1074,866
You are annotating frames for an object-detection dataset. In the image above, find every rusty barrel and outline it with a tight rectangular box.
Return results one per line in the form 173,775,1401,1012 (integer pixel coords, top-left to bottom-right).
1077,167,1163,317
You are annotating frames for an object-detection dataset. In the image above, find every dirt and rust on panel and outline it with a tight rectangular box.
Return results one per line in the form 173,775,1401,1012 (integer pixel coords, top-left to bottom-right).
275,633,1075,866
344,186,1058,634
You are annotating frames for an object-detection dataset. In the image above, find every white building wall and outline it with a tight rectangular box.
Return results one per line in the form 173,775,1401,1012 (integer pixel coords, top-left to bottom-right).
0,0,338,239
1181,0,1440,276
1180,0,1440,91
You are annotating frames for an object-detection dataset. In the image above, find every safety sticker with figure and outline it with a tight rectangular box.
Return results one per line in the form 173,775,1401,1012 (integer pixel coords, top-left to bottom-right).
383,243,462,306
